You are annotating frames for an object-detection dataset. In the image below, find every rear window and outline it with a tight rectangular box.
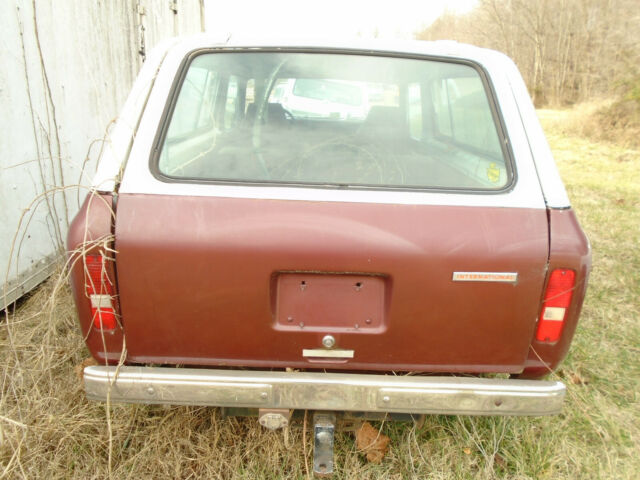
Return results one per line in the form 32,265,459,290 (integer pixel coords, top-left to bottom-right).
157,52,511,190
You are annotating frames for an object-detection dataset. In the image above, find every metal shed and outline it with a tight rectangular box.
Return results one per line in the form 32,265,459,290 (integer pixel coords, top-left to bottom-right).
1,0,204,309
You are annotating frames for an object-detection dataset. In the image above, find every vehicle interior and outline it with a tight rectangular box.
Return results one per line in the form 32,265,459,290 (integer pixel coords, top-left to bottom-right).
157,51,509,190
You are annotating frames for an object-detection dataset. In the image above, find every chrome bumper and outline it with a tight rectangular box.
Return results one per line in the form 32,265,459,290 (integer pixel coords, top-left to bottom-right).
84,366,565,416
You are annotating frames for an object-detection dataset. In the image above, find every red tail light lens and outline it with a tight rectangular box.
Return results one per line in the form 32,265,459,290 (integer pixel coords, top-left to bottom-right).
536,268,576,343
85,254,117,330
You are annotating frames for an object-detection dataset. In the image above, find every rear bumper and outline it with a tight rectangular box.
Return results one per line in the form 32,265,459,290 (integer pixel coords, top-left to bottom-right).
84,366,565,416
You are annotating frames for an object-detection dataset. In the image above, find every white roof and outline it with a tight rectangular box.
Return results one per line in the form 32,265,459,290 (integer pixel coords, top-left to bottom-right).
174,32,514,66
93,34,570,209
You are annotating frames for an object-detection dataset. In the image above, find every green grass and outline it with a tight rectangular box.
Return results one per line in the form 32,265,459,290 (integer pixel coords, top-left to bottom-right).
1,112,639,478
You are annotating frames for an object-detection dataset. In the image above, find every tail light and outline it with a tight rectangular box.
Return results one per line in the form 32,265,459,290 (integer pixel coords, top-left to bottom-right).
536,268,576,343
85,254,117,330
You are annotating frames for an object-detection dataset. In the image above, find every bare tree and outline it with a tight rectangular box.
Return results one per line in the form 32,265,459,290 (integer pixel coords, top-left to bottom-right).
416,0,640,106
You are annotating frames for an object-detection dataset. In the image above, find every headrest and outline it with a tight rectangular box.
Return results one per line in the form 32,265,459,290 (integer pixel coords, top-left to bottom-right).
364,106,403,127
265,103,288,124
360,106,405,140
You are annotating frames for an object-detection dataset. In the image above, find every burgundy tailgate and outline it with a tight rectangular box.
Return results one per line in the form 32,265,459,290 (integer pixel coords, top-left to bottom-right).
114,194,548,373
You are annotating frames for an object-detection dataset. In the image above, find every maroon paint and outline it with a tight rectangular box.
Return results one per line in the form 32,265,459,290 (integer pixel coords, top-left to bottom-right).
112,193,551,373
67,192,125,363
518,208,591,379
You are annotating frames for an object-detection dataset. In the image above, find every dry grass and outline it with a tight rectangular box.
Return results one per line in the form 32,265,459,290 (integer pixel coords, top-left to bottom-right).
538,97,640,148
1,111,639,478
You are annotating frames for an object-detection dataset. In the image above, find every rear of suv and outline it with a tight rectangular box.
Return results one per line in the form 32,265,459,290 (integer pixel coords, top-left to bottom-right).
68,37,590,467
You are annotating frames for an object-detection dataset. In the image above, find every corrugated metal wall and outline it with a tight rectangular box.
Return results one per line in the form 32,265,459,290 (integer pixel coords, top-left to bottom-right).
0,0,204,309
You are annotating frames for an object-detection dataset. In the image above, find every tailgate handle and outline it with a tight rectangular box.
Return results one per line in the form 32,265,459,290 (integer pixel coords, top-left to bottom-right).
302,349,354,359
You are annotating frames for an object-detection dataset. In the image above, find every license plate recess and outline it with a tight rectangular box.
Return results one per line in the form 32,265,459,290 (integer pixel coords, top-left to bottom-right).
275,273,386,333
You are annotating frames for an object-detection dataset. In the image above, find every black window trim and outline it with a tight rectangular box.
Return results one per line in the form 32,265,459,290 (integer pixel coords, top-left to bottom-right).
149,47,517,195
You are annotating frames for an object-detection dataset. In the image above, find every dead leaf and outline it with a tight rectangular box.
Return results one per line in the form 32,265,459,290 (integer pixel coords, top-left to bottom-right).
355,421,390,464
75,357,98,381
463,447,471,455
569,372,589,385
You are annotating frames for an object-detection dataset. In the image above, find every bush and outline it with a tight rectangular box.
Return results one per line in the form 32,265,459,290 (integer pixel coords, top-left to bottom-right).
595,79,640,148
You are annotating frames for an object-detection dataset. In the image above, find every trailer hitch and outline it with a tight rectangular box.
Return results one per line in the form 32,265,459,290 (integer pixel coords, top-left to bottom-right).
313,412,336,477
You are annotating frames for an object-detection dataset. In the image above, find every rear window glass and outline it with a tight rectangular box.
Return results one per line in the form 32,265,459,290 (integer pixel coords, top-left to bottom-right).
292,79,364,106
157,52,510,190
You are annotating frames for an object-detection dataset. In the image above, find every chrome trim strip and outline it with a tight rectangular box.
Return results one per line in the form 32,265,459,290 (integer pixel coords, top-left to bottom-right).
84,366,565,416
302,349,354,358
452,272,518,283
